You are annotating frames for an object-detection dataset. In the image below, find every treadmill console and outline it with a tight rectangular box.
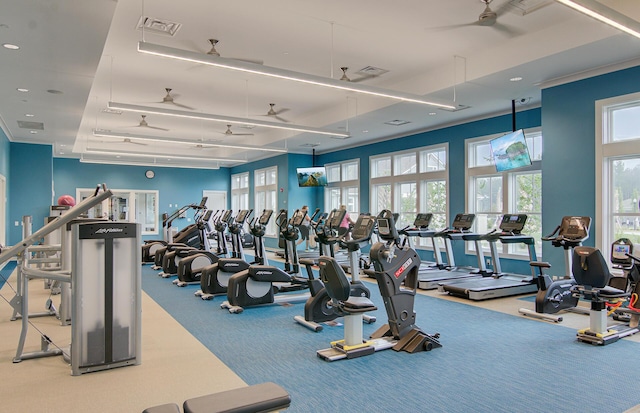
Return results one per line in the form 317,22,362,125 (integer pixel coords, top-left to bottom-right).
235,209,251,224
499,214,527,234
413,213,433,229
220,210,233,224
451,213,475,231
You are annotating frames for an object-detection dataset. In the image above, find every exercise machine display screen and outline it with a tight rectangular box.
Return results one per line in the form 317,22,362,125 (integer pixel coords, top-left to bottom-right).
499,214,527,233
236,210,249,223
451,213,475,230
611,239,632,265
413,213,433,228
258,209,273,225
351,215,376,241
328,209,346,229
560,216,591,240
220,210,233,223
291,209,307,226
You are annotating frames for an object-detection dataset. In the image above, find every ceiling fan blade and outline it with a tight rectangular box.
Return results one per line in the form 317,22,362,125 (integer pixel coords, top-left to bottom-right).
143,125,170,132
492,22,524,36
274,115,290,123
170,101,196,110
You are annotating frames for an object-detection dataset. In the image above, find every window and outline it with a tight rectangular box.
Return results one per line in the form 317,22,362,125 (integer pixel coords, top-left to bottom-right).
254,166,278,236
466,130,542,259
370,144,448,246
596,93,640,259
231,172,249,212
324,159,359,221
76,188,159,235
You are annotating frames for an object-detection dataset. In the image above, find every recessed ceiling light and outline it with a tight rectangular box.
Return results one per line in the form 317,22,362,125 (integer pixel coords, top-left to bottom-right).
29,130,37,134
47,89,63,94
17,88,28,92
3,43,19,50
429,112,437,116
510,77,523,82
362,130,369,133
60,144,66,147
25,113,34,117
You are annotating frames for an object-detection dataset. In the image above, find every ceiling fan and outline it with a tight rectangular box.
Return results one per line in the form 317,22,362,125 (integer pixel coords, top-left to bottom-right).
154,88,195,110
189,38,264,65
126,115,169,131
93,137,147,146
260,103,290,123
218,124,254,136
434,0,522,36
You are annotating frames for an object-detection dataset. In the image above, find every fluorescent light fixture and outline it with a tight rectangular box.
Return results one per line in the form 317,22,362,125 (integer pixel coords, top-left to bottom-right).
108,102,350,138
556,0,640,39
137,41,457,110
92,130,288,153
85,147,247,163
80,156,220,170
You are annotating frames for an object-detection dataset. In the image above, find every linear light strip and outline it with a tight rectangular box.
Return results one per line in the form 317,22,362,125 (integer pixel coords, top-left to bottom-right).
108,101,349,138
80,156,220,170
556,0,640,39
92,130,287,153
137,41,457,110
85,147,247,163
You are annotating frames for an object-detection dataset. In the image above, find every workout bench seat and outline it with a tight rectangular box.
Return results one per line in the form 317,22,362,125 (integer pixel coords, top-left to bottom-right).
143,382,291,413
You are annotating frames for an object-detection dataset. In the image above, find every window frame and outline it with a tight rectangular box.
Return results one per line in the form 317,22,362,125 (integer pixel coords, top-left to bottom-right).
465,128,543,260
596,91,640,260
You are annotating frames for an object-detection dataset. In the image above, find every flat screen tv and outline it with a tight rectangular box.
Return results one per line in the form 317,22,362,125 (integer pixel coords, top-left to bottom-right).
489,129,532,172
296,166,328,187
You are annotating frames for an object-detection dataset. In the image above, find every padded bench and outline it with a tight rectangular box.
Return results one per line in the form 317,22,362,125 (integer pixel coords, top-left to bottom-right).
143,382,291,413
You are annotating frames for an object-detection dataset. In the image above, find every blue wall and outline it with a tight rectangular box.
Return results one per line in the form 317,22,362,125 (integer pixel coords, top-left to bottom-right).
0,128,9,245
52,158,230,242
540,64,640,270
317,109,542,273
9,143,53,244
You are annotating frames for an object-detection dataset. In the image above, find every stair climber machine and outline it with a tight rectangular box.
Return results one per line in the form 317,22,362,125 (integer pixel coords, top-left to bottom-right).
220,208,316,313
195,209,272,300
152,199,209,272
518,216,592,322
142,197,207,264
439,214,540,300
416,213,478,290
157,206,214,278
294,211,378,332
173,209,224,287
316,210,441,361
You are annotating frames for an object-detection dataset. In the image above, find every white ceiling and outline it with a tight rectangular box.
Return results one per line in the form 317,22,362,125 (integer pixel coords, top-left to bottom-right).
2,0,640,169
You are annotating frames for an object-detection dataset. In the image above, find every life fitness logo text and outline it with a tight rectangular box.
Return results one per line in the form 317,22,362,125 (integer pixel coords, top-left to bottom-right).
394,258,412,279
96,228,124,234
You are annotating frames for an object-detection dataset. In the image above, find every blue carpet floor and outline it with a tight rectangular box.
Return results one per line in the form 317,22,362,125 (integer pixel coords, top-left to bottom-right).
0,261,17,290
142,264,640,413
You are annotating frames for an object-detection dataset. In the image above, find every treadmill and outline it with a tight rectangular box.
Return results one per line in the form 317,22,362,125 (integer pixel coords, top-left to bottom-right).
399,213,438,272
417,213,482,290
439,214,539,300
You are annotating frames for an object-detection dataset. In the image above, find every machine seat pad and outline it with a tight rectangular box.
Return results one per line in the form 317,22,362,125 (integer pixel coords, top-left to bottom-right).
341,296,377,314
298,258,318,267
597,285,630,299
142,403,181,413
248,266,292,283
182,382,291,413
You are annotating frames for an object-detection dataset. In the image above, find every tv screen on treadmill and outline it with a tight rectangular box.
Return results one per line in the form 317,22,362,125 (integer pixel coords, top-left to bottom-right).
489,129,532,172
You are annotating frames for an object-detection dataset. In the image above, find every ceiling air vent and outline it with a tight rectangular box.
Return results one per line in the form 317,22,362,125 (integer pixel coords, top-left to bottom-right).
356,66,389,77
384,119,411,126
17,120,44,130
136,16,182,36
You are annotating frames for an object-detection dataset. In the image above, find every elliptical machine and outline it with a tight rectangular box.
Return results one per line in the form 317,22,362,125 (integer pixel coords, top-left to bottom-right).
220,208,314,313
295,209,377,332
518,216,591,322
195,209,272,300
316,210,441,361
